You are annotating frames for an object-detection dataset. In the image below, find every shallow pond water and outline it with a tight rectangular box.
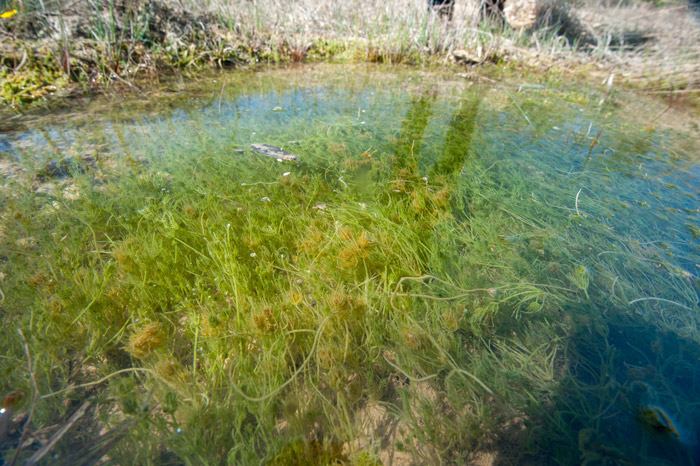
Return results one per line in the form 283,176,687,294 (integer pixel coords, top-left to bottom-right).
1,64,699,465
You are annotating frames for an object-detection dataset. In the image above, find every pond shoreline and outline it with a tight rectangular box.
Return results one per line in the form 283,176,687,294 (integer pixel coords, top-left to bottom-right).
1,0,699,112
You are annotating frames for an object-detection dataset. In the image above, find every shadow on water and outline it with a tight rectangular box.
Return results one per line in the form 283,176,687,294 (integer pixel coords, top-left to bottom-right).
392,92,435,174
431,94,481,180
474,99,700,464
524,311,700,466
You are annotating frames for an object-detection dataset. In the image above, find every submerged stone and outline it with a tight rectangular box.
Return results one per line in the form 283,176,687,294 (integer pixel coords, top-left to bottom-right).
250,143,300,162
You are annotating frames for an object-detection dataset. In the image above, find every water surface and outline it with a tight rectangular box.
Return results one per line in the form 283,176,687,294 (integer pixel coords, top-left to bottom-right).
1,64,699,465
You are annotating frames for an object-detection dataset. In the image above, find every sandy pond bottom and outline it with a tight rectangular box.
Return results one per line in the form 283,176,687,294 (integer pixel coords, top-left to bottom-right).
1,64,699,465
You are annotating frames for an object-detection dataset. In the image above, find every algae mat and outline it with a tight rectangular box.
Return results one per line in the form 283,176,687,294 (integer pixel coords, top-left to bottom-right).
1,64,699,465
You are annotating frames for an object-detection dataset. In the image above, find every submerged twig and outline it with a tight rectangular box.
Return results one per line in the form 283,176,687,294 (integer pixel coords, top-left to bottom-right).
60,419,137,466
25,401,92,465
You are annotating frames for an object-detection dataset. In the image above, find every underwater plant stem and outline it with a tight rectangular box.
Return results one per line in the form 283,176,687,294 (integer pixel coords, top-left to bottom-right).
575,188,582,217
59,202,101,263
228,312,338,402
392,274,497,298
628,297,693,311
173,237,209,261
391,275,576,310
68,270,110,327
383,354,439,382
423,330,496,398
40,368,158,399
577,126,604,177
503,88,534,129
403,315,502,408
477,193,542,229
193,326,199,381
104,320,130,347
10,330,39,466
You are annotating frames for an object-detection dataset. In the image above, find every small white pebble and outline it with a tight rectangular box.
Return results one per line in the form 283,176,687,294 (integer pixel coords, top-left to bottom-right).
282,172,290,176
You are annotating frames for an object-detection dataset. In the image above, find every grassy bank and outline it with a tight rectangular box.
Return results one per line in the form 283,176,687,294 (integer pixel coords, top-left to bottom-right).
1,0,699,109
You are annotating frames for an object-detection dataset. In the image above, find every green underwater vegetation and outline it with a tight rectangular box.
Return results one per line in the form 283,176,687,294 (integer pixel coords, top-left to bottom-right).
0,64,699,464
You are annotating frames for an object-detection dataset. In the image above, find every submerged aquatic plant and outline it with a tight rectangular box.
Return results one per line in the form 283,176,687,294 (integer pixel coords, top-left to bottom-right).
0,65,698,464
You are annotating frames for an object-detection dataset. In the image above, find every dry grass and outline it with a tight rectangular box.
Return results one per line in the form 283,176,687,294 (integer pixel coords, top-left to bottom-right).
1,0,699,104
575,3,700,89
187,0,700,68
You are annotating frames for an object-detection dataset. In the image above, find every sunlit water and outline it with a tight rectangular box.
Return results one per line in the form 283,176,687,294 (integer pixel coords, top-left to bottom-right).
1,65,699,464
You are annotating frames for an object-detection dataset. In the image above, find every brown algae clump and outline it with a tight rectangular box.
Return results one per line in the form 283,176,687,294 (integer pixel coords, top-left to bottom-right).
155,359,187,383
253,307,278,333
127,322,165,358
